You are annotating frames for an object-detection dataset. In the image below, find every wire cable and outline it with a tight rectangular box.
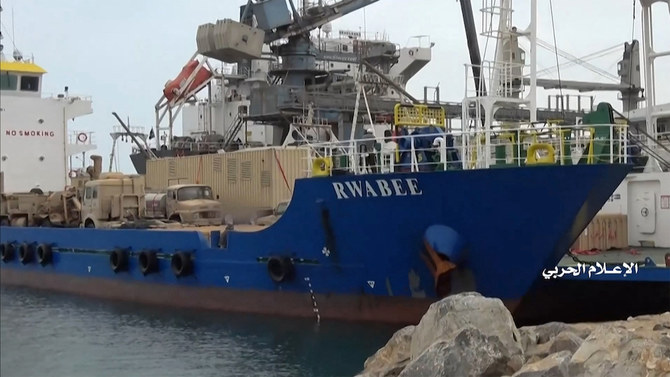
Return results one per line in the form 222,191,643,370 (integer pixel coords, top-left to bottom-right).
548,0,565,119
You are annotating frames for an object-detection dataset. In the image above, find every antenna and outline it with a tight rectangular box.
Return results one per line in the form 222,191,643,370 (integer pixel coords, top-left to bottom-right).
10,4,22,61
0,2,3,58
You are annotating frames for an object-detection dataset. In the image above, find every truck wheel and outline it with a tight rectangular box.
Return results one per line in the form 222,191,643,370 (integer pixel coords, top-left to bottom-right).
169,215,181,223
84,220,95,228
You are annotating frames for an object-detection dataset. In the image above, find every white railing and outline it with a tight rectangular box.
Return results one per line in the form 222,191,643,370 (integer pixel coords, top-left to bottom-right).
69,130,96,146
48,93,93,102
464,61,526,99
304,123,629,176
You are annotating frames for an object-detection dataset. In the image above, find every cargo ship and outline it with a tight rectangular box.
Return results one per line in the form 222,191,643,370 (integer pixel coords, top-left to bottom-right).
0,0,664,324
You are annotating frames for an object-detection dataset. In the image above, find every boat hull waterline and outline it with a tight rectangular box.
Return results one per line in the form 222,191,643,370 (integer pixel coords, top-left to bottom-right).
0,164,632,324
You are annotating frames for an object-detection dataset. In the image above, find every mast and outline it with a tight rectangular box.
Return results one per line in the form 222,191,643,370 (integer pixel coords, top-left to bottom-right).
639,0,670,172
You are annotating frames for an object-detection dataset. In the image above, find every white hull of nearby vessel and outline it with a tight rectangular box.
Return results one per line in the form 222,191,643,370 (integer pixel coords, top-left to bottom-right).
600,171,670,248
0,95,91,192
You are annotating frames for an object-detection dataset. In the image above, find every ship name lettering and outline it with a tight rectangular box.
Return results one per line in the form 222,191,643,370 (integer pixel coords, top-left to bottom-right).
5,130,56,137
333,178,423,200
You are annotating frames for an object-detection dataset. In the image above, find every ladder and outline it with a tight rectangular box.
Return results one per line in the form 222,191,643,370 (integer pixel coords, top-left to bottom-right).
222,116,245,150
627,128,670,171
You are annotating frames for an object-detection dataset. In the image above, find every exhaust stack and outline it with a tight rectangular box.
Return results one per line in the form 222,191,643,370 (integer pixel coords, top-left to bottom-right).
90,155,103,180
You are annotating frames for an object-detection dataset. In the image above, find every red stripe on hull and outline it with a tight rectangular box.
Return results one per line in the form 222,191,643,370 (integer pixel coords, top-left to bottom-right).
1,269,435,324
0,270,522,324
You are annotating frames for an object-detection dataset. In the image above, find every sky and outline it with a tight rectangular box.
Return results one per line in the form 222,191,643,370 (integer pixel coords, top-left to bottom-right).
1,0,669,174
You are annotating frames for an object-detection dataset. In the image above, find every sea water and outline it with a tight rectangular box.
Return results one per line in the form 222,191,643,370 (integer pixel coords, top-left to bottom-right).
0,286,397,377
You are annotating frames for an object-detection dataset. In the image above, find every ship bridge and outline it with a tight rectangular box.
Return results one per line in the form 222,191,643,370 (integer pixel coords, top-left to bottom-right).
0,60,46,97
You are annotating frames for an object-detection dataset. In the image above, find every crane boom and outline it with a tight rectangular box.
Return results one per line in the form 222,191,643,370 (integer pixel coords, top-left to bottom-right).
458,0,486,97
198,0,379,63
259,0,380,43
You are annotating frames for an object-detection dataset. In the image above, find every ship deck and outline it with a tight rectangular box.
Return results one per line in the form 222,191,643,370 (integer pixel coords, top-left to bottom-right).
150,224,267,235
552,247,670,282
558,247,670,267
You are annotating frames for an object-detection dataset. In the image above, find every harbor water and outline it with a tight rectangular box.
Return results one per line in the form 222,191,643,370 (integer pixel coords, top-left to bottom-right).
0,286,397,377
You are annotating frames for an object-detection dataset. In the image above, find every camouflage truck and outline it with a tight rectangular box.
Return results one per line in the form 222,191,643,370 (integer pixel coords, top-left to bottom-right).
79,173,146,229
0,190,49,227
145,184,224,226
0,187,81,228
76,155,145,229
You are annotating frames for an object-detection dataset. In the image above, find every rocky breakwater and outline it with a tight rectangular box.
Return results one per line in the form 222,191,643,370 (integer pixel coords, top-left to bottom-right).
356,292,670,377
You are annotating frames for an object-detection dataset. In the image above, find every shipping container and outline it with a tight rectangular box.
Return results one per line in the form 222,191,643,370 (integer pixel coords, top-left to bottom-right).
145,147,309,221
571,214,628,251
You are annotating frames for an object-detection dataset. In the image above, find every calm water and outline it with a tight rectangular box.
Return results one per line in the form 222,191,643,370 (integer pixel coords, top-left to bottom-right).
0,286,397,377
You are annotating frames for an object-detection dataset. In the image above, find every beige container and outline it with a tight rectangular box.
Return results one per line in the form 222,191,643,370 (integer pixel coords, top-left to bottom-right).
571,214,628,251
146,148,309,216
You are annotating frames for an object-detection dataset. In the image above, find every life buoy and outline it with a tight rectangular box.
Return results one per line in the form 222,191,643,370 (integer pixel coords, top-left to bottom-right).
68,170,77,178
36,243,52,266
312,157,332,177
267,256,295,283
526,143,555,165
19,242,33,264
109,249,128,273
138,250,158,275
77,132,88,143
1,243,15,263
170,252,193,277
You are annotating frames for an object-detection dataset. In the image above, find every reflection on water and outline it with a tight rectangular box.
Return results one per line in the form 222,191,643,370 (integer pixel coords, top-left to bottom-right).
1,286,397,377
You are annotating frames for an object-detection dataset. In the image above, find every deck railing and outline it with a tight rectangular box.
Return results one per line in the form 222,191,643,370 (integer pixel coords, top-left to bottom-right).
304,123,630,177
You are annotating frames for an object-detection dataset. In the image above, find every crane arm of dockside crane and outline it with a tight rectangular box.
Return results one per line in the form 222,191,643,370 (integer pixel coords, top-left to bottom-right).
242,0,379,44
458,0,487,97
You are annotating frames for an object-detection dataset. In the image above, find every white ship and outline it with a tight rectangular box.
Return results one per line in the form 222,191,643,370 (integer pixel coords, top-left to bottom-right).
0,5,95,193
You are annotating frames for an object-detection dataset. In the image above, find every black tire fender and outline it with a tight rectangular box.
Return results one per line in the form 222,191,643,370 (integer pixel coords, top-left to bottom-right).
1,243,15,262
171,252,193,277
109,249,129,273
36,243,53,266
18,243,34,264
138,250,158,275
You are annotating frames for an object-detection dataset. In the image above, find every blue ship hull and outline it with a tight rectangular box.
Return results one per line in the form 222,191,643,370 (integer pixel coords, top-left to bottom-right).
0,164,632,324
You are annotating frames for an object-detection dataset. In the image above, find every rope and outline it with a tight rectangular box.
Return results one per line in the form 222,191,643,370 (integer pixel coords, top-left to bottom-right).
566,250,596,266
273,149,292,194
548,0,565,120
196,156,203,184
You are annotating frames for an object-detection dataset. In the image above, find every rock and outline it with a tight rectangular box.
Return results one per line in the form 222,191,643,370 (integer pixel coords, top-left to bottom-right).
409,292,523,371
522,331,582,361
524,340,553,360
606,338,670,377
398,327,520,377
511,351,572,377
519,322,592,346
567,324,670,377
567,325,633,376
358,325,415,377
518,327,539,352
549,331,583,354
357,294,670,377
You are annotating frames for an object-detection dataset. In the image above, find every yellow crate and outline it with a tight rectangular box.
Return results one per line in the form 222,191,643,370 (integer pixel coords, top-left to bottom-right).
393,104,445,127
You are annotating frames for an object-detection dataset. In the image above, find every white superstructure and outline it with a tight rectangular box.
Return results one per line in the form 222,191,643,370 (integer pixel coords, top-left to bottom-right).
0,58,95,193
598,0,670,248
175,28,433,148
